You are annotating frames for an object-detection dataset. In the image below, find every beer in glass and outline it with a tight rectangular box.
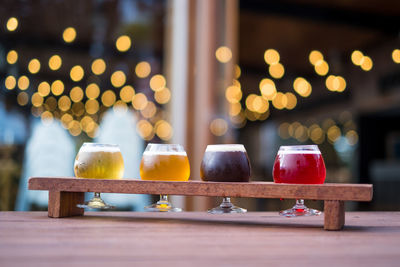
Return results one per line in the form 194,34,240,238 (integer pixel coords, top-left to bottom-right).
273,145,326,216
201,144,251,214
74,143,124,209
140,143,190,212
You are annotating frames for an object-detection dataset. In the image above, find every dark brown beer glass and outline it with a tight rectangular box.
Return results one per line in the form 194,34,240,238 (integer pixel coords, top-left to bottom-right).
200,144,251,214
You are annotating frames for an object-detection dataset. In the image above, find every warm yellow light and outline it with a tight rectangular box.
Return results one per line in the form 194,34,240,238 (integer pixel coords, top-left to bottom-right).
115,35,132,52
245,94,257,112
51,80,64,96
85,83,100,99
209,118,228,137
351,50,364,66
38,81,50,97
154,87,171,104
155,120,173,140
245,108,259,121
336,76,346,92
85,99,99,115
41,111,54,126
31,93,44,107
17,92,29,106
309,125,324,144
229,102,242,116
5,76,16,90
6,50,18,64
48,55,62,71
294,125,308,142
62,27,76,43
288,122,301,137
28,59,41,74
101,90,116,107
293,77,311,97
327,125,341,143
113,100,128,113
136,120,154,140
278,123,290,139
70,65,84,82
225,85,242,103
230,111,246,128
345,130,358,146
111,70,126,88
80,116,94,132
6,17,18,31
272,92,286,110
141,101,157,119
68,120,82,136
120,85,135,102
44,97,57,111
259,78,277,100
91,59,106,75
264,49,280,65
135,61,151,78
314,60,329,76
215,46,232,63
269,63,284,79
72,102,85,116
70,86,84,102
309,50,323,65
235,65,241,79
253,95,269,113
360,56,373,71
18,76,29,90
57,96,71,112
392,49,400,63
132,93,148,110
149,74,166,92
285,92,297,110
61,113,73,129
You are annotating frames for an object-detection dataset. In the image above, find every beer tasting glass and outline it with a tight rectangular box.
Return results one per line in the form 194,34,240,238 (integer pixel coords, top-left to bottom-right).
201,144,251,214
273,145,326,217
140,143,190,212
74,143,124,209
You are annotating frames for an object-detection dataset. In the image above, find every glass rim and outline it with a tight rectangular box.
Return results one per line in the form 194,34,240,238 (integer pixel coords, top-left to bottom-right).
82,142,119,147
205,144,246,152
278,145,320,151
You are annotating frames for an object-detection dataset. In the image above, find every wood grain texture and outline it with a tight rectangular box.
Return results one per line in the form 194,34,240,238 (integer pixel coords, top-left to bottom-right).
1,212,399,267
48,191,84,218
324,200,345,230
28,177,373,201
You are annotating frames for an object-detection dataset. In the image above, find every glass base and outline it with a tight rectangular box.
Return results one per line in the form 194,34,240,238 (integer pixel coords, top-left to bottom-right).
208,198,247,214
279,200,321,217
144,201,182,212
77,196,114,210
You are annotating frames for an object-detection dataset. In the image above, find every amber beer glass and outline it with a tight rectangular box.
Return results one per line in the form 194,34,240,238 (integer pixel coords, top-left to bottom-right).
74,143,124,209
140,143,190,212
273,145,326,217
201,144,251,214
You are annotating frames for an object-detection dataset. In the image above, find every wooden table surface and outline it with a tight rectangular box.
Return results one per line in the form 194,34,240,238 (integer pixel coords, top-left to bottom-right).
1,212,399,267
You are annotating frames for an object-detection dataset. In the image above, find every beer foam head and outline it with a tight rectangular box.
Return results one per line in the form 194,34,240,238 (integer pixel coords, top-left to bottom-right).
80,143,121,153
206,144,246,152
143,151,187,156
278,145,321,154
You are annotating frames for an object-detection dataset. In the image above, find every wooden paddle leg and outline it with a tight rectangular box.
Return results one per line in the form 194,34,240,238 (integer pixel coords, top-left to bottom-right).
324,200,345,230
48,191,85,218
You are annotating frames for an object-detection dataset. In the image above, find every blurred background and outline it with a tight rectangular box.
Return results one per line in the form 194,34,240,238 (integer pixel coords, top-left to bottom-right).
0,0,399,212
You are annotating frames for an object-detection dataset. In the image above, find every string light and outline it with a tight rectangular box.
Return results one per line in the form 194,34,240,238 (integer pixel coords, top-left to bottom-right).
28,59,41,74
101,90,116,107
136,120,154,140
115,35,132,52
235,65,241,79
264,49,280,65
140,101,157,119
62,27,76,43
111,70,126,88
6,17,18,31
309,50,323,65
225,85,242,103
31,93,44,107
86,83,100,99
259,78,276,100
58,96,71,111
70,65,84,82
38,82,50,97
135,61,151,78
17,92,29,106
215,46,232,63
154,88,171,104
51,80,64,96
70,86,84,102
85,99,99,115
149,74,166,92
360,56,373,71
210,118,228,136
91,59,106,75
5,76,16,90
392,49,400,63
351,50,364,66
6,50,18,64
293,77,311,97
269,63,284,79
120,85,135,102
48,55,62,71
18,76,30,90
132,93,148,110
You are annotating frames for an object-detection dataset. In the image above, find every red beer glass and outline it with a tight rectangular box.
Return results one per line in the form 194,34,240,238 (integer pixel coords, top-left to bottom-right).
273,145,326,216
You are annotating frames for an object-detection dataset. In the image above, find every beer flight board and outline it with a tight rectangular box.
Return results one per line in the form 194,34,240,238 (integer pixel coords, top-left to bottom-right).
28,177,373,231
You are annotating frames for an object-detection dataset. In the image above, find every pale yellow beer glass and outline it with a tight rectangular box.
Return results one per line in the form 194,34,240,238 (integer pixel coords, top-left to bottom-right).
140,143,190,212
74,143,124,209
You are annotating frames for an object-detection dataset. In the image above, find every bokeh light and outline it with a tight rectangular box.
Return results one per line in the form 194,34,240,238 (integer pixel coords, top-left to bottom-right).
17,92,29,106
285,92,297,110
51,80,64,96
101,90,116,107
70,86,84,102
293,77,311,97
111,70,126,88
62,27,77,43
141,101,157,119
271,92,287,110
154,87,171,104
41,111,54,126
327,125,341,143
18,76,29,90
91,59,106,75
136,120,154,140
259,78,277,100
278,122,290,139
7,50,18,64
235,65,241,79
132,93,148,110
120,85,135,102
70,65,84,82
86,83,100,99
150,74,166,92
28,59,41,74
44,97,57,111
392,49,400,63
85,99,99,115
225,85,242,103
48,55,62,71
5,76,16,90
269,63,285,79
31,93,44,107
135,61,151,78
345,130,359,145
210,118,228,136
360,56,373,71
309,50,323,65
351,50,364,66
215,46,232,63
314,60,329,76
264,49,280,65
38,81,50,97
58,95,71,111
6,17,18,31
115,35,132,52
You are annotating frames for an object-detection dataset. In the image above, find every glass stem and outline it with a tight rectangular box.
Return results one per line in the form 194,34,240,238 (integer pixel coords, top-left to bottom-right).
220,197,233,209
158,194,169,204
294,199,306,210
94,192,101,198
